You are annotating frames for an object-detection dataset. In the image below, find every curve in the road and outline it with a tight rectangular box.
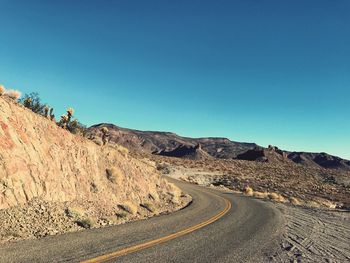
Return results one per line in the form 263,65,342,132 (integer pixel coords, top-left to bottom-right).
82,191,231,263
0,179,283,263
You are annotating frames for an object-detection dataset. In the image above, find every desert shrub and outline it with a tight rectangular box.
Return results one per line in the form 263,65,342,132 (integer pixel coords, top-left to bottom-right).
75,218,94,229
19,92,46,114
167,183,183,204
140,202,156,213
253,191,268,199
116,211,129,219
149,191,160,202
106,167,123,184
58,108,73,128
90,182,98,193
243,186,254,196
65,207,94,228
18,91,87,136
306,200,321,208
43,106,55,121
168,183,182,196
58,115,68,128
118,202,138,215
65,207,85,218
68,120,87,135
115,144,129,156
157,163,171,174
57,107,87,135
315,198,336,209
0,85,5,95
5,230,22,238
5,89,21,100
290,197,301,206
268,192,286,203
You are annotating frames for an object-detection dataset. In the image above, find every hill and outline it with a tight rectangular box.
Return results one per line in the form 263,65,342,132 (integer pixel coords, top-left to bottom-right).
87,124,350,171
0,96,189,242
87,124,257,157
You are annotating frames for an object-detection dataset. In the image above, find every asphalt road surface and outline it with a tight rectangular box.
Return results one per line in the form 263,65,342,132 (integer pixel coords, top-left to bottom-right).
0,179,283,263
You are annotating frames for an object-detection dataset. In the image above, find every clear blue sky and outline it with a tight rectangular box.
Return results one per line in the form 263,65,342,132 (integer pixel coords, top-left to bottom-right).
0,0,349,159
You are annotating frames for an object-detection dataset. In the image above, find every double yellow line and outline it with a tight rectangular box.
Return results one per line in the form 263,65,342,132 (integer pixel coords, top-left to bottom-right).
82,194,231,263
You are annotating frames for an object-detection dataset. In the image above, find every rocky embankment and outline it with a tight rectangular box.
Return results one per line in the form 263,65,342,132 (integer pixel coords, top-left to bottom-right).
0,96,190,243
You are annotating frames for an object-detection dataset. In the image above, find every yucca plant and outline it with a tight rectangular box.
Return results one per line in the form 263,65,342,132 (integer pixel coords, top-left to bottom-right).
58,115,69,129
23,97,33,108
49,108,55,121
67,107,74,123
43,105,49,117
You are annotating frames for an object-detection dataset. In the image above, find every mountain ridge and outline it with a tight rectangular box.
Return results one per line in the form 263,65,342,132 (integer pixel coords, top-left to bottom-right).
87,123,350,171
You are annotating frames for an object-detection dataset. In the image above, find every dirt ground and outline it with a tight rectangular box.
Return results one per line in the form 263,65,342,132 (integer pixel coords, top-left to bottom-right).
271,204,350,263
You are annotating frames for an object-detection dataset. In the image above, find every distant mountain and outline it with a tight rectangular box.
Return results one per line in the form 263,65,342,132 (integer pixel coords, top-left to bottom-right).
287,152,350,170
87,124,257,158
87,124,350,171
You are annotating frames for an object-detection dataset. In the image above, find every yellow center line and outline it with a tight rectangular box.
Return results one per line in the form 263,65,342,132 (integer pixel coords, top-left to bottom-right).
81,193,231,263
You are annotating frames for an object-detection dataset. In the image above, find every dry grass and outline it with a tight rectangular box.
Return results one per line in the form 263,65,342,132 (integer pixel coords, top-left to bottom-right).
268,192,286,203
5,89,21,100
315,198,337,209
75,218,94,229
65,207,94,228
4,230,21,238
115,211,129,219
106,167,123,184
140,202,156,213
243,186,254,196
149,191,160,202
179,176,189,182
116,144,129,156
290,197,301,206
110,143,130,157
65,207,85,219
253,191,269,199
119,201,138,215
305,200,321,208
167,183,182,197
167,183,183,204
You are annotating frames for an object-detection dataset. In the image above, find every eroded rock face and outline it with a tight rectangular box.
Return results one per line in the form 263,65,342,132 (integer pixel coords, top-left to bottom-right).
0,97,175,210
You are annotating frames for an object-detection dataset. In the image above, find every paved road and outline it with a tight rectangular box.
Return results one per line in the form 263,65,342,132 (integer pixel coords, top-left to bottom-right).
0,179,283,263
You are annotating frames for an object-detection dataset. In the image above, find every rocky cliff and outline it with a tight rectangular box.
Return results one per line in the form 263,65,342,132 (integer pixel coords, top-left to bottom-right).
0,96,186,220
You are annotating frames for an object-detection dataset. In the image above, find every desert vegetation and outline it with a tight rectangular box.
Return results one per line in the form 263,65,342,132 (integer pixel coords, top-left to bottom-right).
0,85,88,136
0,85,21,100
118,202,138,215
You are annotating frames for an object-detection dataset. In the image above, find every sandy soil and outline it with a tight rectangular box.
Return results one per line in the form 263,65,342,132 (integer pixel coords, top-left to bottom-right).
270,204,350,263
